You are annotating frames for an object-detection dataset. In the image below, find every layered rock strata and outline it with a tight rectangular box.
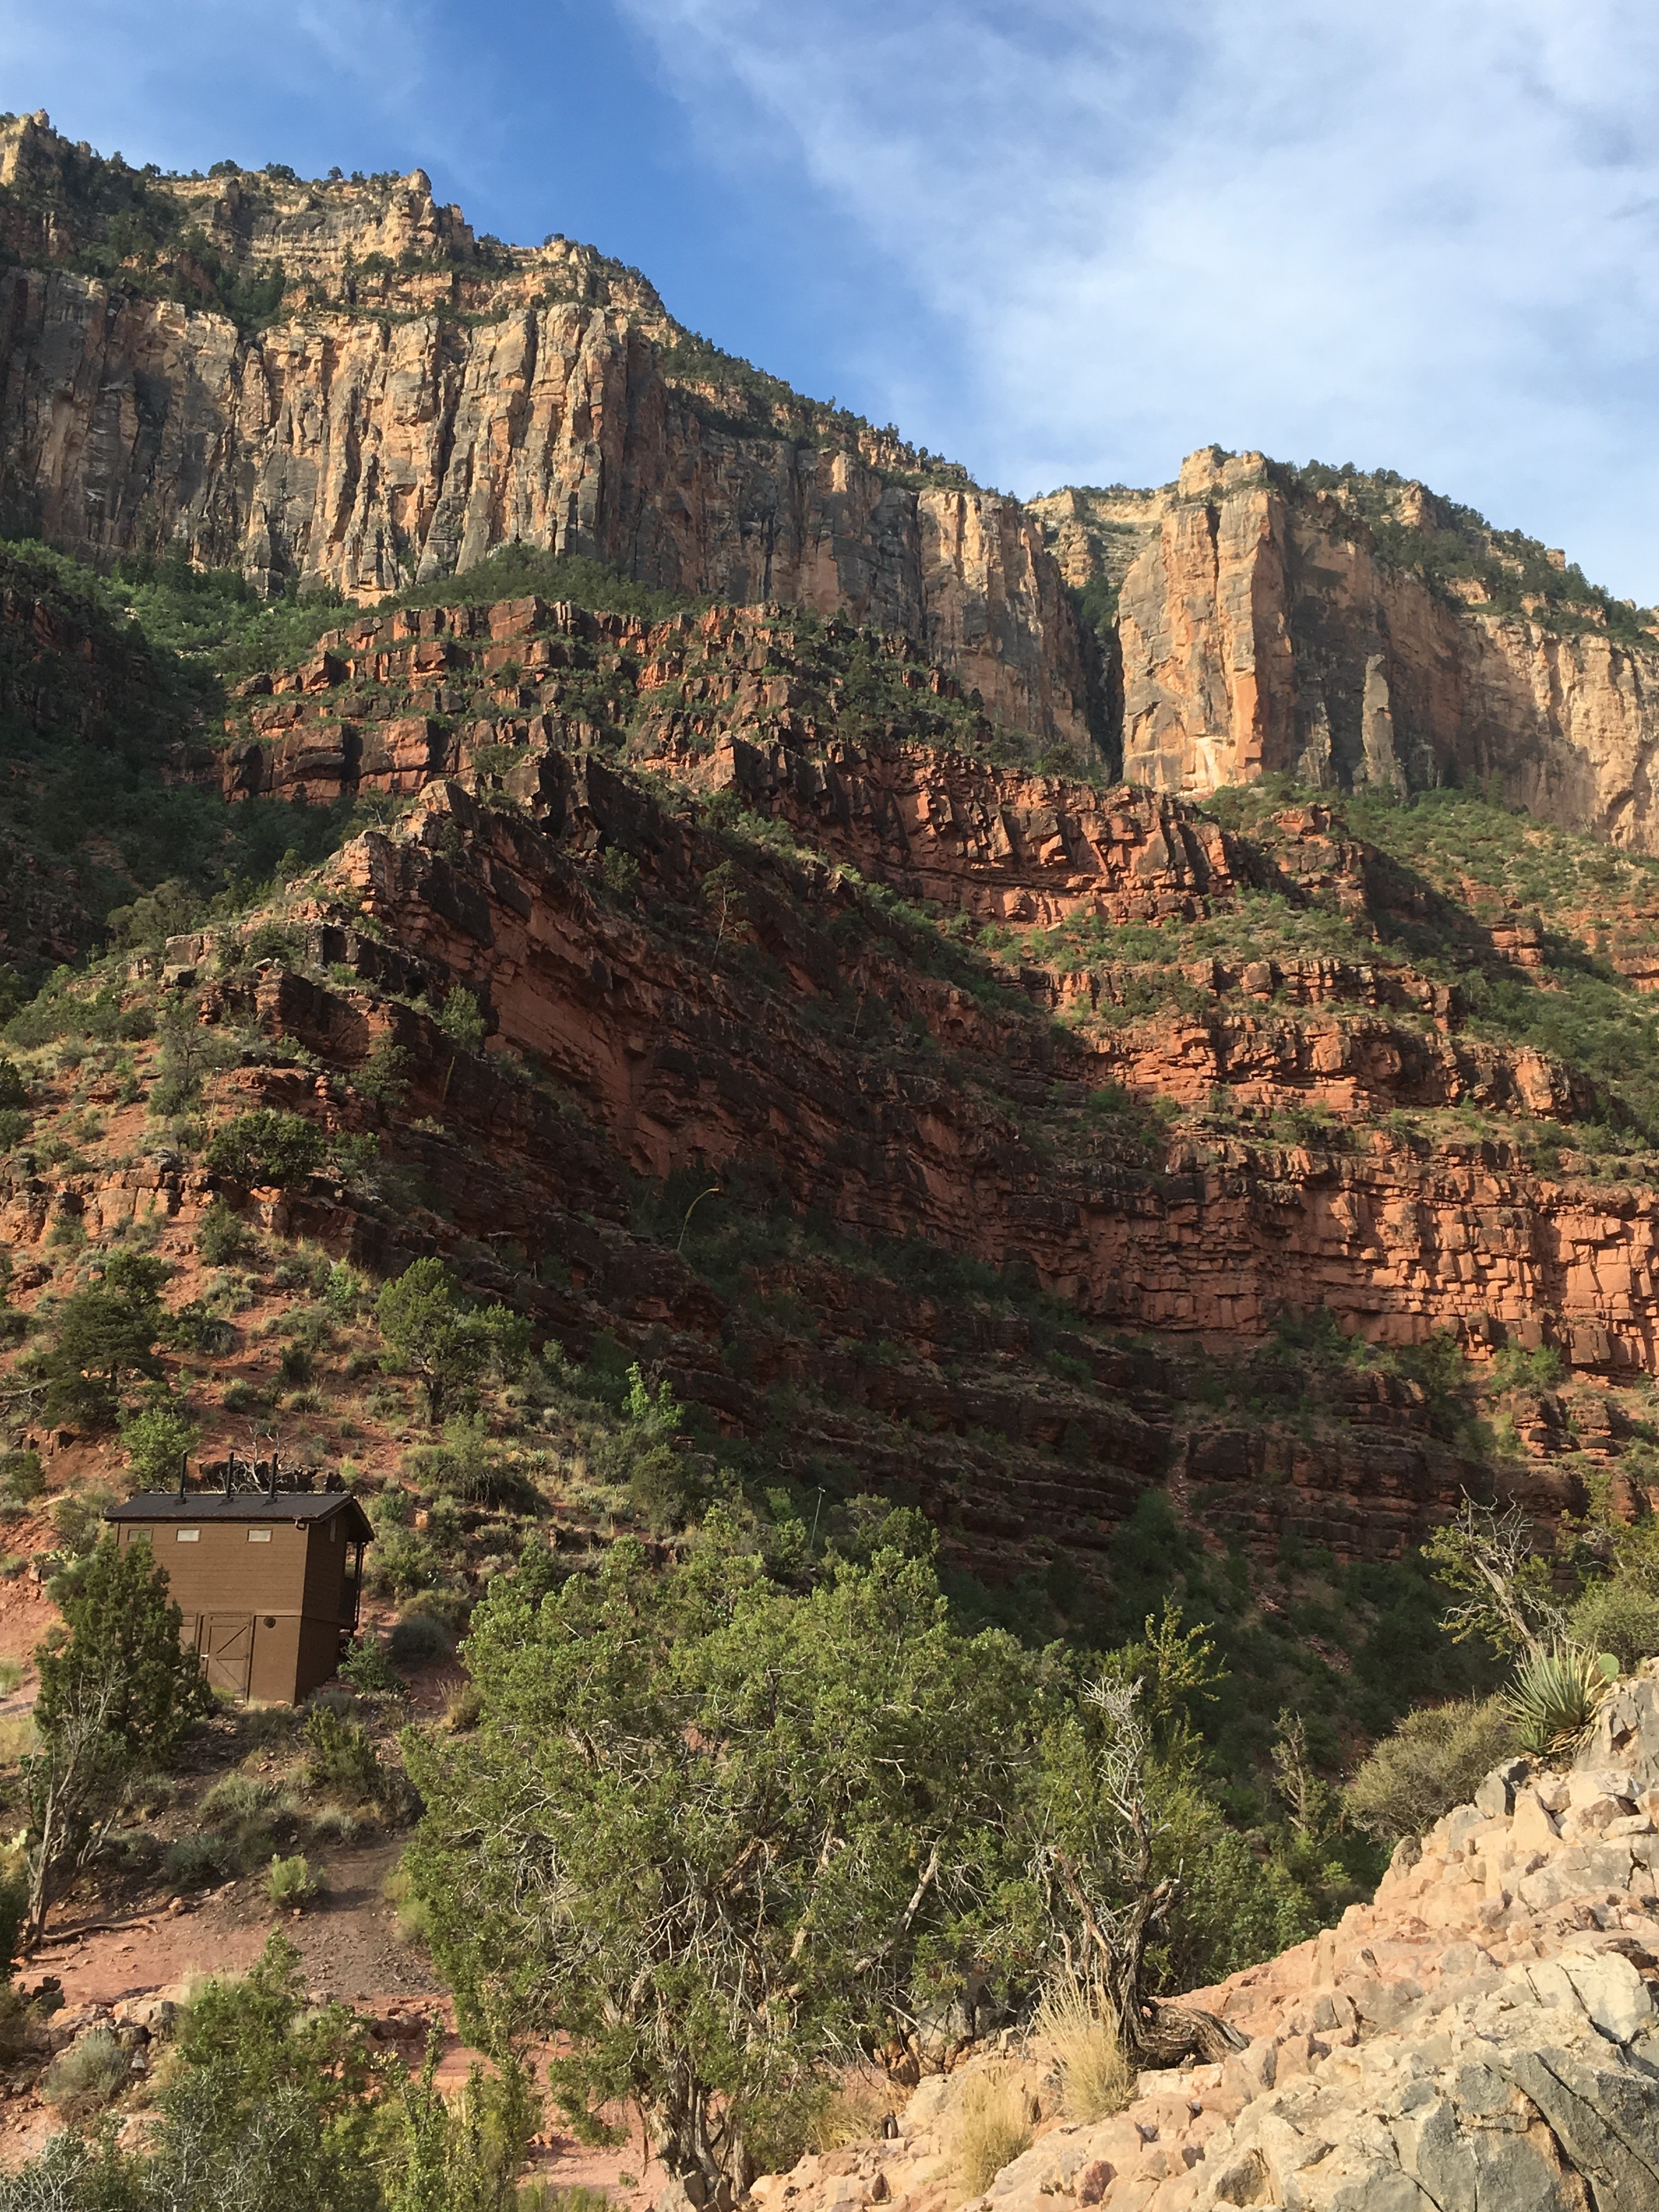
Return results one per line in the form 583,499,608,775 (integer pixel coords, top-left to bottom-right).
110,578,1659,1381
238,782,1659,1373
0,116,1091,753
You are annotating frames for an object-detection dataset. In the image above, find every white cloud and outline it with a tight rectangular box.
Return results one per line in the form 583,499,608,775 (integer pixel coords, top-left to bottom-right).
618,0,1659,597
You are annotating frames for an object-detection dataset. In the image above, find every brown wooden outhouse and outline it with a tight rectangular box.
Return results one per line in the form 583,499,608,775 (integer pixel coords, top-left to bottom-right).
105,1491,373,1705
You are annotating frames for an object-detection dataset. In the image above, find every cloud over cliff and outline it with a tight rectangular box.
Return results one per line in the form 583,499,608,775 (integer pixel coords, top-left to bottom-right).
620,0,1659,601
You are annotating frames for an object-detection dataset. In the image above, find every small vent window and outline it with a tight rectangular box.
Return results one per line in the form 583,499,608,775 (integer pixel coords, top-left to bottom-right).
176,1530,200,1543
247,1528,272,1543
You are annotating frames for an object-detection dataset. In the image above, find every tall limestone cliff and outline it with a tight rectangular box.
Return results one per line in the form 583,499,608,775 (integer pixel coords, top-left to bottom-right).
15,105,1659,834
0,112,1093,756
1037,447,1659,848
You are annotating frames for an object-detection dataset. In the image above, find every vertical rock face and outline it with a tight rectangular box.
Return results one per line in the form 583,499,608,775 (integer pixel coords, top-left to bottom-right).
1110,447,1659,845
0,117,1093,755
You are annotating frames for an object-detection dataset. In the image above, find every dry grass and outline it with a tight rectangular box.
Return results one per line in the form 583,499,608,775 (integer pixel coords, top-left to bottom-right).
949,2069,1034,2194
811,2068,895,2153
1033,1977,1135,2124
0,1716,36,1766
441,1678,482,1732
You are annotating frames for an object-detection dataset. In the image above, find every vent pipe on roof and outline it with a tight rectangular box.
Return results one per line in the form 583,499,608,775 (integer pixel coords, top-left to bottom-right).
224,1452,234,1497
178,1452,187,1499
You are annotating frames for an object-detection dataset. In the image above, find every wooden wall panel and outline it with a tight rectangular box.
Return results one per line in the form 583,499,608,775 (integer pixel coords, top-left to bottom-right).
119,1520,309,1612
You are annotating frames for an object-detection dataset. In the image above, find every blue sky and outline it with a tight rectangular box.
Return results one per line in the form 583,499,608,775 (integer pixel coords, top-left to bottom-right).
7,1,1659,599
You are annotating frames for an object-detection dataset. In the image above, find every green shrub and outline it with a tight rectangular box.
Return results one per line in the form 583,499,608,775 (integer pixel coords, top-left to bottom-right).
367,1525,441,1599
241,922,304,970
43,1258,170,1427
40,2027,129,2120
1568,1579,1659,1672
199,1773,282,1827
517,2191,626,2212
595,1364,699,1532
337,1638,408,1697
600,848,640,902
1504,1643,1617,1757
0,1449,44,1504
0,1057,29,1110
196,1197,252,1266
149,1008,239,1117
48,1485,118,1558
388,1612,454,1668
376,1257,532,1427
164,1833,232,1890
119,1397,201,1493
0,1110,30,1150
353,1036,409,1106
1345,1695,1519,1843
383,1853,432,1945
168,1299,236,1354
204,1110,326,1185
403,1585,470,1635
267,1853,324,1911
436,987,487,1054
303,1705,384,1803
404,1414,538,1510
1488,1342,1565,1392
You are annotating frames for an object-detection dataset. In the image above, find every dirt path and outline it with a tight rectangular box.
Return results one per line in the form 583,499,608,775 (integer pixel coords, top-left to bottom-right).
5,1837,667,2202
42,1833,416,2010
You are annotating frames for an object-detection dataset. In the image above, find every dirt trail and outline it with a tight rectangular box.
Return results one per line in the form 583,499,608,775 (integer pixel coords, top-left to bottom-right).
5,1837,667,2199
0,1651,665,2200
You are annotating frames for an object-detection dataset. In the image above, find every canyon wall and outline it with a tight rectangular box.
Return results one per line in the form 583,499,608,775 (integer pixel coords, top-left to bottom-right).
0,115,1092,755
1105,448,1659,847
285,773,1659,1383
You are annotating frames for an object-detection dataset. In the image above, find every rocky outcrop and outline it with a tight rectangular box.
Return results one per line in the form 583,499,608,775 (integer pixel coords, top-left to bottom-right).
266,778,1659,1376
1107,448,1659,847
752,1675,1659,2212
0,116,1092,755
126,580,1659,1380
19,113,1659,809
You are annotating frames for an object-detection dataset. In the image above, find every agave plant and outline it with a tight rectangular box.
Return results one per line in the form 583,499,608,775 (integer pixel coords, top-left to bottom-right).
1503,1643,1619,1757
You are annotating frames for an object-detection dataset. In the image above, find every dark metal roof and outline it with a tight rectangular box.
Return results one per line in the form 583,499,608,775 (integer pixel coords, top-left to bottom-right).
106,1492,374,1541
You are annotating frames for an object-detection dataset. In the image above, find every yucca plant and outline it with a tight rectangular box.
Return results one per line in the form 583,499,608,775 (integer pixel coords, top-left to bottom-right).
1503,1643,1618,1757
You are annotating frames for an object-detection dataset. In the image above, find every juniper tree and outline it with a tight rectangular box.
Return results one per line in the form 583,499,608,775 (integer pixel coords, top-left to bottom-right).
375,1259,530,1427
25,1533,209,1943
402,1528,1040,2204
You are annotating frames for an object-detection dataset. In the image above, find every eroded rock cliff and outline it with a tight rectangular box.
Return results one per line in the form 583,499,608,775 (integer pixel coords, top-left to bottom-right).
128,587,1659,1396
0,114,1092,755
1076,447,1659,849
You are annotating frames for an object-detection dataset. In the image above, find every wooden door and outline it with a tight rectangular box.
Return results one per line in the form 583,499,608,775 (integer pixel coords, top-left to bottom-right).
198,1615,255,1700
